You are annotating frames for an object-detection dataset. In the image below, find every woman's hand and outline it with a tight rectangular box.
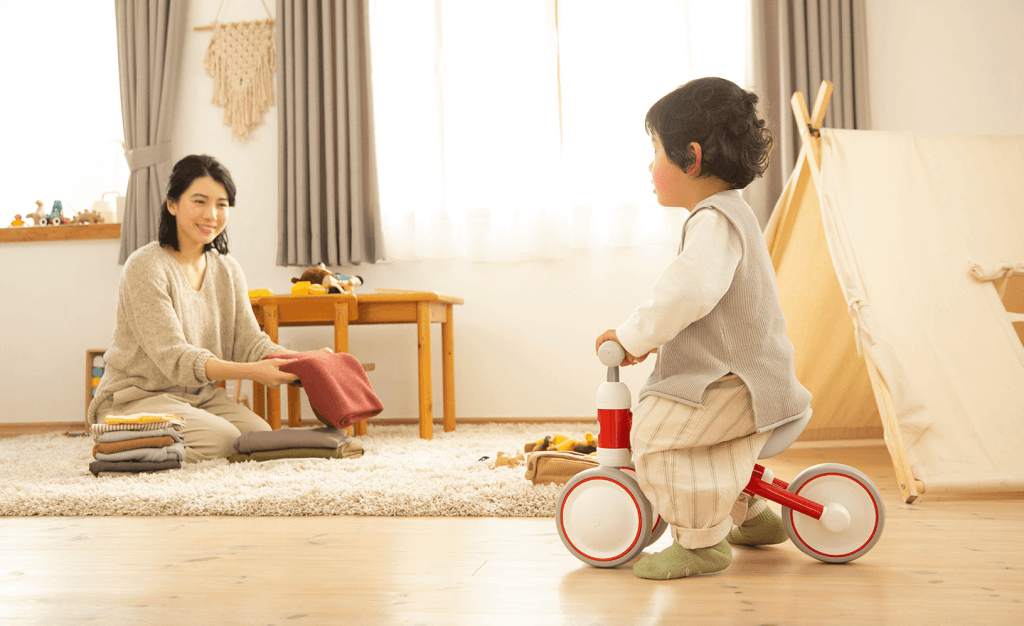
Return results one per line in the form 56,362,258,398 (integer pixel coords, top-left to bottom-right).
205,356,298,387
249,358,300,387
595,329,650,367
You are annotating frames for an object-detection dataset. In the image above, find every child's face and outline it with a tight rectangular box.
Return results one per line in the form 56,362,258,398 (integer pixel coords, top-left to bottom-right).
649,132,695,208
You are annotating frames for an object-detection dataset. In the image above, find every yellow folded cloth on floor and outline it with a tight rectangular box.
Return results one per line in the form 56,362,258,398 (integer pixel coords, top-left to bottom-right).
105,413,182,425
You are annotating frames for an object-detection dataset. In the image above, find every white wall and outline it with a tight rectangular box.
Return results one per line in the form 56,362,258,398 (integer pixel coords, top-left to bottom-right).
2,0,1023,425
863,0,1024,134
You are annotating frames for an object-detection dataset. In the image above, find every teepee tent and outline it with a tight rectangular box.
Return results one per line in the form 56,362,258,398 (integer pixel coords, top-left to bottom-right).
766,82,1024,503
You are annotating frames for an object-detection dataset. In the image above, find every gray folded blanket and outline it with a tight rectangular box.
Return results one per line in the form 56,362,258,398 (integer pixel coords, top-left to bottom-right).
233,427,356,453
89,459,181,476
228,446,364,463
94,442,186,463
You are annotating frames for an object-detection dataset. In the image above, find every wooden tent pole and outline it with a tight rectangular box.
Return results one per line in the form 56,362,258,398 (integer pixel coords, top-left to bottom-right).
785,79,923,503
865,356,922,502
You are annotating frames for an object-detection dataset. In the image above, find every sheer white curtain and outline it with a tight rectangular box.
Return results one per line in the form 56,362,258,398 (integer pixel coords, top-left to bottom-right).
370,0,748,261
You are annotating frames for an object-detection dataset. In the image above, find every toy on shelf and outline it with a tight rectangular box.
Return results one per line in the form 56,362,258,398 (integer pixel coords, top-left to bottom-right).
9,214,25,227
85,349,107,421
291,263,364,296
90,354,105,397
71,209,105,225
248,288,274,299
45,201,70,226
25,201,45,226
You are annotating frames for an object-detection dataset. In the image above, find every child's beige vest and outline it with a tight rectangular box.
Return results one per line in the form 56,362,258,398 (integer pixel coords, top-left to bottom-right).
637,190,811,432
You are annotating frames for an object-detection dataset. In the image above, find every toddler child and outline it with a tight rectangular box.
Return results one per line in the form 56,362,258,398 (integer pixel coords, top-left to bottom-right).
595,77,812,580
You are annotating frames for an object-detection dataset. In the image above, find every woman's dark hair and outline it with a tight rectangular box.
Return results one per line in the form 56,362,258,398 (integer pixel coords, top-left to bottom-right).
645,77,773,189
158,154,235,254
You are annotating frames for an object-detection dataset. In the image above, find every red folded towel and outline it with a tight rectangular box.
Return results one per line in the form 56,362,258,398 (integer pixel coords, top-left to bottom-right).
267,352,383,428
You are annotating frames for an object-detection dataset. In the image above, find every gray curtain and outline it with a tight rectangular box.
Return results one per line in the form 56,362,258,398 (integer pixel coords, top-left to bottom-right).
744,0,871,228
277,0,383,266
114,0,189,264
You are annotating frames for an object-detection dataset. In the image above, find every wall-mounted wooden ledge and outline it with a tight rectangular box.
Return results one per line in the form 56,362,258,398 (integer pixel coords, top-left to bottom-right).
0,223,121,243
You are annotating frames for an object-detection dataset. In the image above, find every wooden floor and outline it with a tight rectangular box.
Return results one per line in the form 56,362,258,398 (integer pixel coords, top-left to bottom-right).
1,440,1021,625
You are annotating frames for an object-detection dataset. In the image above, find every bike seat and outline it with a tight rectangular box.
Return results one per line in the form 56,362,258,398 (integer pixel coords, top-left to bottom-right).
758,409,812,459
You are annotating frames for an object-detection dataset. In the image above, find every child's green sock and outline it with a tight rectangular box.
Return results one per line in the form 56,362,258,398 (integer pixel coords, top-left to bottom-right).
726,504,789,546
632,539,732,580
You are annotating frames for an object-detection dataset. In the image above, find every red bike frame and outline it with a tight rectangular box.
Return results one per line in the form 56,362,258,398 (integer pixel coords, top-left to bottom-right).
743,464,824,520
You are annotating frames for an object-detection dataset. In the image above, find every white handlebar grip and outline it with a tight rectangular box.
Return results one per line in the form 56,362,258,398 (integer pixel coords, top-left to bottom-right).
598,341,626,367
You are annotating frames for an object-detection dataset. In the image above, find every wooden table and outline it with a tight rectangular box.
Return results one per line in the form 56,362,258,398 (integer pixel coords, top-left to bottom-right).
250,291,464,439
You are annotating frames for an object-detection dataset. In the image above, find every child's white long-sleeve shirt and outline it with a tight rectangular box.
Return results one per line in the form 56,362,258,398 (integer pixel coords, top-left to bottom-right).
615,210,743,358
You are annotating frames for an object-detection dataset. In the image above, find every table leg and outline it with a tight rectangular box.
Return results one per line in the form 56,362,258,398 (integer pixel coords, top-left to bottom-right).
335,301,368,436
264,303,281,430
442,304,456,433
287,385,302,428
416,301,433,439
333,301,350,354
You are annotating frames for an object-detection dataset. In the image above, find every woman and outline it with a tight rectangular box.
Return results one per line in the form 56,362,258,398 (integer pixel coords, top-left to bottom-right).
89,155,299,462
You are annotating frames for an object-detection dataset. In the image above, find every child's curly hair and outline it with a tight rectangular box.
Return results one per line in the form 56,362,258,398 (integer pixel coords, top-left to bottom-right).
645,77,773,189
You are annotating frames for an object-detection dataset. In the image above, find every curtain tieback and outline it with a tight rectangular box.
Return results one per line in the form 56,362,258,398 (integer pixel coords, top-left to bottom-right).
968,261,1024,298
124,142,172,172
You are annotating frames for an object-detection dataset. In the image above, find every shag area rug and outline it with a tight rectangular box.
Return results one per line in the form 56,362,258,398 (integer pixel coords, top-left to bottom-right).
0,422,588,517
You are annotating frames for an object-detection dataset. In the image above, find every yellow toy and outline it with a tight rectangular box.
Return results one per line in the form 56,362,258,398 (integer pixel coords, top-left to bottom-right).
290,281,328,296
526,432,598,454
9,214,24,227
248,288,274,298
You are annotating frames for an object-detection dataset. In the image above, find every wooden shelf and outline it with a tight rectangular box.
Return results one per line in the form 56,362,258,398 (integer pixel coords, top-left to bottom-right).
0,223,121,243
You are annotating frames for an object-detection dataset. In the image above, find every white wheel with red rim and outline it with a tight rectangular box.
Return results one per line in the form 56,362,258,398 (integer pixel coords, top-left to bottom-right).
782,463,885,563
556,466,653,568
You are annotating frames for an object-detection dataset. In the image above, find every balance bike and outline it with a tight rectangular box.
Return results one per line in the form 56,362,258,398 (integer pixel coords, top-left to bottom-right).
555,341,886,567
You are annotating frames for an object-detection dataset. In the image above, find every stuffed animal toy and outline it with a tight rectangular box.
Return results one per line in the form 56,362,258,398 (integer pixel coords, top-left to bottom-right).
291,263,364,295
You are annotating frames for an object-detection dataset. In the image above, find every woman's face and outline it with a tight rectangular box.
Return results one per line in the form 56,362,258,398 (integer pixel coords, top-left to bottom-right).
167,176,230,252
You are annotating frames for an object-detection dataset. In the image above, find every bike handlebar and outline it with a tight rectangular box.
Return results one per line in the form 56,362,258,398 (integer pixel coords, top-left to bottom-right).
597,341,626,367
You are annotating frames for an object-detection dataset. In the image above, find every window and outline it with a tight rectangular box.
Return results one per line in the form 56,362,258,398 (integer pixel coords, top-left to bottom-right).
0,1,128,222
370,0,747,261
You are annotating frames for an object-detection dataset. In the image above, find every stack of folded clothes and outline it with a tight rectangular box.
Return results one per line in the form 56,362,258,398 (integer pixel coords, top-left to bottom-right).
228,426,364,463
88,413,187,476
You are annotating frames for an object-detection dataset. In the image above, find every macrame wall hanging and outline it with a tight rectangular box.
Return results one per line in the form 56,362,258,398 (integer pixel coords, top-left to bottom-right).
195,0,276,140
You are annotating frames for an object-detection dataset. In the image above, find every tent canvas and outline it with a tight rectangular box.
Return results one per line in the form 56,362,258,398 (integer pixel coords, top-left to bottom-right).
765,82,1024,503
